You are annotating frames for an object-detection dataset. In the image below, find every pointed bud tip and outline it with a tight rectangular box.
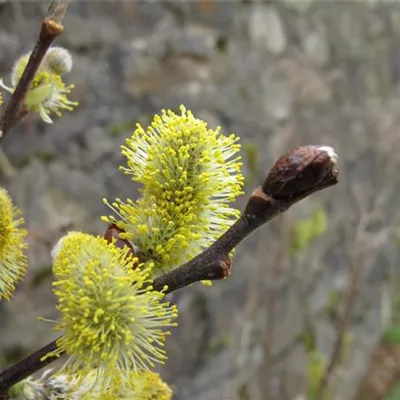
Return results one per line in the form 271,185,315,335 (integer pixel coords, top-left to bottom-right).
317,145,338,165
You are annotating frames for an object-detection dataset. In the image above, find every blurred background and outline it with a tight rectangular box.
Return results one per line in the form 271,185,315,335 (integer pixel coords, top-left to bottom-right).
1,1,400,399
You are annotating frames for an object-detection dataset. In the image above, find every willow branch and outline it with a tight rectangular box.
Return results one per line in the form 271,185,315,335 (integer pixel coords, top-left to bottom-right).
0,0,69,139
0,145,339,394
154,145,339,294
0,339,59,395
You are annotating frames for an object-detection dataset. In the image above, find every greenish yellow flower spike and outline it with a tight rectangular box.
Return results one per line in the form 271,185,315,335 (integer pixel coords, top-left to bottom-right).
8,367,173,400
8,369,79,400
126,371,172,400
50,232,178,381
0,187,28,300
77,369,172,400
123,371,172,400
0,46,78,124
103,105,244,276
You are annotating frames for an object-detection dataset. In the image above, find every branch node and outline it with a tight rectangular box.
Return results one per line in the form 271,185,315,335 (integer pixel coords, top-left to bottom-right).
244,186,273,219
42,18,64,38
220,257,232,278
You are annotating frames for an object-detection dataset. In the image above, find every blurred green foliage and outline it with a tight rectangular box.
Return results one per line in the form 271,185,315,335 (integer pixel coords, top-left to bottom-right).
382,325,400,345
109,114,152,137
290,208,327,256
385,381,400,400
307,351,326,400
205,334,230,356
340,332,353,364
323,289,343,322
382,279,400,345
291,208,330,399
300,325,317,354
243,142,259,186
109,119,137,137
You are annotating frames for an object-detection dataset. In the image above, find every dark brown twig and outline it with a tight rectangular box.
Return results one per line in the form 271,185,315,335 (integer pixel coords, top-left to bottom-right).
0,145,339,394
0,339,59,396
0,0,69,139
154,145,339,294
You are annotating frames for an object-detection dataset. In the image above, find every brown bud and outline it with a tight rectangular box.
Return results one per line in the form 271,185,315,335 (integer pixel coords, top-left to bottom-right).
104,223,137,261
262,145,338,199
220,256,232,278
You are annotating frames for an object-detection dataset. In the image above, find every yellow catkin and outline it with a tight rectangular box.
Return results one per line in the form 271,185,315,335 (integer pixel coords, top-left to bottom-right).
50,232,177,383
78,369,173,399
0,47,78,124
0,187,28,300
103,105,244,277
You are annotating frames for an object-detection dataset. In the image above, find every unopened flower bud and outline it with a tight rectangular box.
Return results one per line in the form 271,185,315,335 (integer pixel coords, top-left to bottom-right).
44,47,73,74
104,223,140,266
104,223,135,253
262,145,338,199
0,47,77,124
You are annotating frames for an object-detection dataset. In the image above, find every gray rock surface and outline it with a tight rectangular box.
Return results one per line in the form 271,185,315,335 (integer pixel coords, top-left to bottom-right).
249,4,287,55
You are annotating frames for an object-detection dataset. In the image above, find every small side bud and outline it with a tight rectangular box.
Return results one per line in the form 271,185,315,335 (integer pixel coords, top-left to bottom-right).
262,145,338,199
104,223,139,264
44,46,73,74
220,256,232,278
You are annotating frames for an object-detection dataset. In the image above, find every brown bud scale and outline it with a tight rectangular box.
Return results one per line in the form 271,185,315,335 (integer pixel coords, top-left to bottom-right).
104,223,137,263
262,145,338,199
